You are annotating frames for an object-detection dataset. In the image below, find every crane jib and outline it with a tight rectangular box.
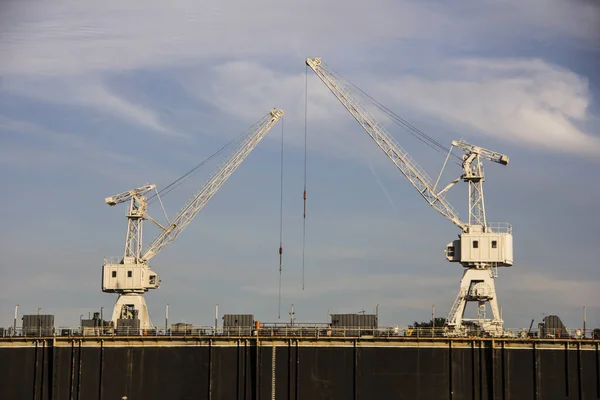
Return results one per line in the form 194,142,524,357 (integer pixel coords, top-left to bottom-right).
140,109,284,262
306,58,466,231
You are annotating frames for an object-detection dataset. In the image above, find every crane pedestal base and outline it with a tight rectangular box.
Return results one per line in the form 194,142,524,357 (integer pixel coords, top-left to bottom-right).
447,268,504,336
111,293,152,330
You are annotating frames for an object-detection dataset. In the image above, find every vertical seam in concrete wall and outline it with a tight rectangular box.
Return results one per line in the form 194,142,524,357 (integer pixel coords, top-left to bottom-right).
236,340,241,400
41,340,46,400
533,341,539,400
51,338,58,400
288,340,292,400
596,342,600,398
76,341,82,400
33,340,38,400
491,339,495,400
98,340,103,400
479,341,483,400
565,342,570,397
501,340,507,400
271,344,276,400
471,341,476,400
577,342,582,400
353,340,357,400
295,340,299,400
448,340,453,400
69,341,74,400
244,340,248,399
208,338,213,400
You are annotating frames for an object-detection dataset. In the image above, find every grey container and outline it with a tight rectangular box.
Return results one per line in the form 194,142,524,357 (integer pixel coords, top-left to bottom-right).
22,314,54,336
171,323,201,335
330,314,378,329
223,314,254,328
81,319,103,328
116,318,140,335
542,315,569,338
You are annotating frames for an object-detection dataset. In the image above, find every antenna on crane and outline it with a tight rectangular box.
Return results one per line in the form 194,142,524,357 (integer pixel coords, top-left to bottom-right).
103,109,284,329
306,57,513,337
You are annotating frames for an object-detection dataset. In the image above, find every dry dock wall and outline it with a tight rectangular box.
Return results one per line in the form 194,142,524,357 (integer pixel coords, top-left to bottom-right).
0,336,599,399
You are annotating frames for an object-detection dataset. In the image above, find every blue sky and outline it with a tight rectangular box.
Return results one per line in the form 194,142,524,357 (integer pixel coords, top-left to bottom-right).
0,0,599,331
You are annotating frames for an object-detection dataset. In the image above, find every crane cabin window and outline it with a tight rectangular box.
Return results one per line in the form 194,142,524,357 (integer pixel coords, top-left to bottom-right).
491,240,497,249
473,240,479,249
111,271,116,278
127,271,132,278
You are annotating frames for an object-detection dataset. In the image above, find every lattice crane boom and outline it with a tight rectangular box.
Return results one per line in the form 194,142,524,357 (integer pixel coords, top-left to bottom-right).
306,58,466,232
141,109,284,262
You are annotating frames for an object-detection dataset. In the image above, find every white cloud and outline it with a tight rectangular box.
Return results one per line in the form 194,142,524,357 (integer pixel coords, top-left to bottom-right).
376,58,600,157
189,58,600,160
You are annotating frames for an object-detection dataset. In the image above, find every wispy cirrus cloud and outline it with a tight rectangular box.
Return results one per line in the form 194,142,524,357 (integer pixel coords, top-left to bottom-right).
1,0,598,77
1,77,175,135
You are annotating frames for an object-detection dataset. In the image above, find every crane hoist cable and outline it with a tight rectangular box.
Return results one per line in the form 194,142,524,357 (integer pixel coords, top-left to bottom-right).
302,63,309,291
343,76,462,164
278,115,285,319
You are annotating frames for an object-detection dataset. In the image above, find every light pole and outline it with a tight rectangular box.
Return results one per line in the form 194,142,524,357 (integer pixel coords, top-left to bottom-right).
215,304,218,333
13,304,18,336
432,305,435,337
583,306,587,338
165,304,169,333
37,308,41,337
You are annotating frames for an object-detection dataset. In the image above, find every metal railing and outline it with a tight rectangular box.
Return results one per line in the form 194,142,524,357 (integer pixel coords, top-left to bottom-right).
486,222,512,233
1,325,598,340
103,256,122,265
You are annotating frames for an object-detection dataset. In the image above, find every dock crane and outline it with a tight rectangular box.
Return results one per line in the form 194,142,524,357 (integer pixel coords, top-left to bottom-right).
103,109,284,329
306,57,512,336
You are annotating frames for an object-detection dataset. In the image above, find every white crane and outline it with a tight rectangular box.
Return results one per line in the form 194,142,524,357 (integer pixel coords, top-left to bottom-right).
306,57,512,336
103,109,284,329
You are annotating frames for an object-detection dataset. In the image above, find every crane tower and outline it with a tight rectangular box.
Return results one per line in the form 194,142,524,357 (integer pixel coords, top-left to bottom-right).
103,109,284,329
306,57,512,336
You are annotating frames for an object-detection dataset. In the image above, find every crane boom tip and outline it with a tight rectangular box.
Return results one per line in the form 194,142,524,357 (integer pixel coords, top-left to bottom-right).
270,109,284,118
